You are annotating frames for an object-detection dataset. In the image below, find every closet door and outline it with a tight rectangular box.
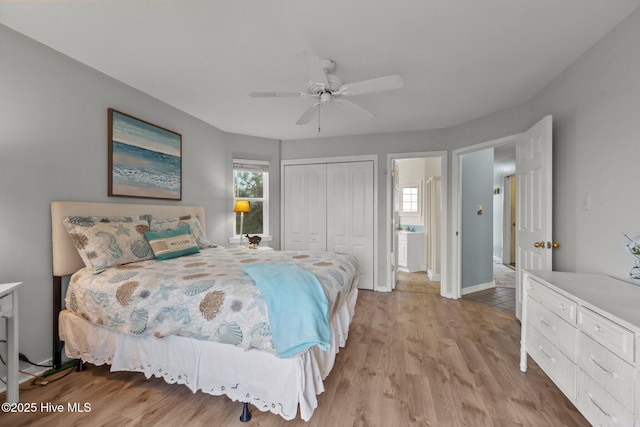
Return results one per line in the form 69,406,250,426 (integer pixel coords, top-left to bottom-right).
327,161,374,290
283,164,327,251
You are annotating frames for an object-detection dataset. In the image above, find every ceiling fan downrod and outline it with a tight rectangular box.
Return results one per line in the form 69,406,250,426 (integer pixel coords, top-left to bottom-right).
317,101,321,134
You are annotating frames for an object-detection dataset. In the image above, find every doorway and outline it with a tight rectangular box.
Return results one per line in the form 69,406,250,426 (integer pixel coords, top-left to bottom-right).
455,141,516,313
452,116,553,319
451,135,518,299
387,152,446,295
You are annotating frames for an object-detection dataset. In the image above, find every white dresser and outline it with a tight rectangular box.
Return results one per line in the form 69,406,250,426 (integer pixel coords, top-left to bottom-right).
521,271,640,426
0,281,21,403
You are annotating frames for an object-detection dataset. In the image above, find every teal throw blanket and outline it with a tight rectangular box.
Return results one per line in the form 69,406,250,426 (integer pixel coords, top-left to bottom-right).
243,263,330,358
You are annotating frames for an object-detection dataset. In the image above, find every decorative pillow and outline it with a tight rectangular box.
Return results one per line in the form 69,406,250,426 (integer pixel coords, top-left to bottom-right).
144,226,200,260
63,216,154,271
150,215,214,249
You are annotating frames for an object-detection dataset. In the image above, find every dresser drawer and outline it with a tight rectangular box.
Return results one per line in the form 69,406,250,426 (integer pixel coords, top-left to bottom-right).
525,277,577,324
527,297,577,361
578,332,634,412
578,307,634,363
0,293,13,317
577,369,634,427
526,324,576,400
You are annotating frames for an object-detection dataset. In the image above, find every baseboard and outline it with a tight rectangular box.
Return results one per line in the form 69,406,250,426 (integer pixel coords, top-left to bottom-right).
0,357,52,394
398,266,424,273
461,280,495,296
428,269,441,281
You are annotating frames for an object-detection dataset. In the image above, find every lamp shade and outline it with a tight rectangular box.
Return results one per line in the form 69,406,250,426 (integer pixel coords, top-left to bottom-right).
233,200,250,213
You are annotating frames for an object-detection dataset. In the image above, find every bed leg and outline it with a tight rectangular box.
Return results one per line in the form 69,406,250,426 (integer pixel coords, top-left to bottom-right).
240,402,252,422
75,359,85,372
53,276,63,369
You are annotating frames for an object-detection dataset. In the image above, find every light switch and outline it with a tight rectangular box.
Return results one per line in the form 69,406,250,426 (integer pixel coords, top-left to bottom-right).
581,193,591,211
477,205,483,215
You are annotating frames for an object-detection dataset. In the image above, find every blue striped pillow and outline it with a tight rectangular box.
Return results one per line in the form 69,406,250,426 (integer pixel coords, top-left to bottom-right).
144,226,200,260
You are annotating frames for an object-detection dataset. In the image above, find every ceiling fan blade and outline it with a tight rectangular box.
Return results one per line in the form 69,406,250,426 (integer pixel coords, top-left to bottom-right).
296,102,320,125
338,74,404,96
335,98,375,120
306,52,329,88
249,91,306,98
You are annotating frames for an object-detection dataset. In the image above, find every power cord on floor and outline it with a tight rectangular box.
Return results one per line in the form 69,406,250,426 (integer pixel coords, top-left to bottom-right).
0,339,53,368
18,352,53,368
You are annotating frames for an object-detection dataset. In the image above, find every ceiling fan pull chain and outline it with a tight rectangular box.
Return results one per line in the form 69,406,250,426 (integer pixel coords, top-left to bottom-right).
318,101,321,134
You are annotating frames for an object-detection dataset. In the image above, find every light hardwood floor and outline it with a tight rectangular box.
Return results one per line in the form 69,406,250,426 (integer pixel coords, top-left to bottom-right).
1,290,588,426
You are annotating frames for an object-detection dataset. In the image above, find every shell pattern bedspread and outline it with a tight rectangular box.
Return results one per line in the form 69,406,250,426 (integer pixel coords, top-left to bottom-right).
66,247,359,355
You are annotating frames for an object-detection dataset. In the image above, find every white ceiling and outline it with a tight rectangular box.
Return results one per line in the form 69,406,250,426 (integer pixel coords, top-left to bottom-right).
1,0,639,140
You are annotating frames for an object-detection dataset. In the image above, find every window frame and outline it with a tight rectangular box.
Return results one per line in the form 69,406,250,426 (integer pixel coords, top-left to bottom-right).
400,181,421,217
232,159,270,242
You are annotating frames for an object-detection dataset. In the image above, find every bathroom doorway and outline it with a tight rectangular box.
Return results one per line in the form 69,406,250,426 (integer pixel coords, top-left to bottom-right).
389,153,444,294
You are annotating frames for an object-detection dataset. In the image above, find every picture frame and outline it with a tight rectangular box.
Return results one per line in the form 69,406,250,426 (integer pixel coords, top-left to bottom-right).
108,108,182,200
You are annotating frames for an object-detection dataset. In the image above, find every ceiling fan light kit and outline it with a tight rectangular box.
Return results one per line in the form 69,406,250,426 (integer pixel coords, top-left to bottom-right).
249,52,404,130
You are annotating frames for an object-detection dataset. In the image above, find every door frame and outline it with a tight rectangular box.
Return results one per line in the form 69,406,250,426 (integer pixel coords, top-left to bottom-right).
386,151,448,296
451,134,519,299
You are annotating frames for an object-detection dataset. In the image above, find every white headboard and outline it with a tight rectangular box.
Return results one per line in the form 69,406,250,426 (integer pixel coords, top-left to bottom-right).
51,201,207,276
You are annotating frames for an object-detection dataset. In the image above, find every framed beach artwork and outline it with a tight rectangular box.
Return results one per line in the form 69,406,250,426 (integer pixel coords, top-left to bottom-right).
108,109,182,200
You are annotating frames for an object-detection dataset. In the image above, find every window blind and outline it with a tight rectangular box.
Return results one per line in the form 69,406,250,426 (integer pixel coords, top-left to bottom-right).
233,160,269,173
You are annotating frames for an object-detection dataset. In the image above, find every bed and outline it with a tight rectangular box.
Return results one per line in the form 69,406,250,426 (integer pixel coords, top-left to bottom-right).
51,201,359,421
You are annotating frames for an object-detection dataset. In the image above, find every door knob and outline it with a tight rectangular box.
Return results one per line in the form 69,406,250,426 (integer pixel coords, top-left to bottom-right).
534,241,546,248
552,242,560,249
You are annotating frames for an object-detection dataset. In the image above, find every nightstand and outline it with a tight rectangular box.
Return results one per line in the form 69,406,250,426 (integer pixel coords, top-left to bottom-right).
0,282,21,403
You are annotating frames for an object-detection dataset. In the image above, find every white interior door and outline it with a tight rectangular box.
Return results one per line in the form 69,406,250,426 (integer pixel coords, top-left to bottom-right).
283,164,327,251
515,115,553,319
327,161,374,290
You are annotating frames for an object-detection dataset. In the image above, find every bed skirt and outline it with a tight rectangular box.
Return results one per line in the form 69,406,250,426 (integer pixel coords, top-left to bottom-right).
60,287,358,421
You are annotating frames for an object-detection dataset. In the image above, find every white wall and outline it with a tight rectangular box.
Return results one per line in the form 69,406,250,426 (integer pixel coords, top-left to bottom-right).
0,25,280,375
283,7,640,293
528,7,640,280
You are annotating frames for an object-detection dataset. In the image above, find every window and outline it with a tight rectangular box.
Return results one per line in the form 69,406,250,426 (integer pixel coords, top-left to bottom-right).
400,182,421,216
233,159,269,237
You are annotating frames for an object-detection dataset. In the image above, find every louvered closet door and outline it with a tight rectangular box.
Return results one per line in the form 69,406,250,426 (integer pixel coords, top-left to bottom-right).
327,161,374,290
283,164,327,251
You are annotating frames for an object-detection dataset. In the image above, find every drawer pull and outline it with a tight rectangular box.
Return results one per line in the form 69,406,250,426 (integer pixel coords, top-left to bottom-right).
538,345,555,362
558,303,565,310
538,316,556,330
586,393,617,424
593,324,603,333
588,354,619,379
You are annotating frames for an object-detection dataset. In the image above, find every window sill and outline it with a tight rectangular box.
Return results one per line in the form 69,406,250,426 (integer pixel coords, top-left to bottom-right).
228,235,272,244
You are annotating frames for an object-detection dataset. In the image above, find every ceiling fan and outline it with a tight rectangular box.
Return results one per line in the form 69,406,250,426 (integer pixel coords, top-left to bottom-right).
249,53,404,127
